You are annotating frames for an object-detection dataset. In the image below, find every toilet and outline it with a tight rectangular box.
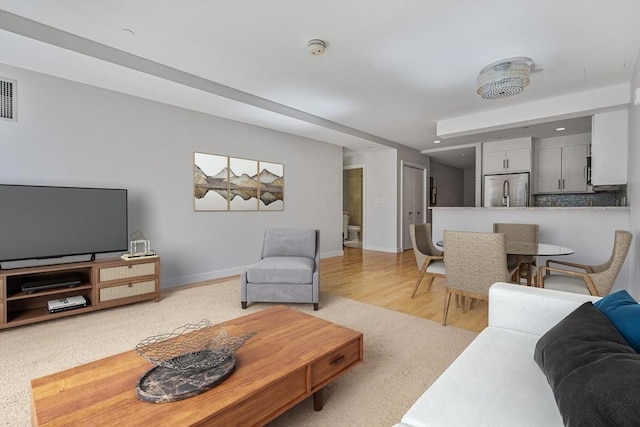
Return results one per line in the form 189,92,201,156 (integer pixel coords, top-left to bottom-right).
347,225,360,241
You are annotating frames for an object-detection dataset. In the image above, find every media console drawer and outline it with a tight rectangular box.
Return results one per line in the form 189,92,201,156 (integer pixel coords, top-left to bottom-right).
98,261,156,282
99,280,157,302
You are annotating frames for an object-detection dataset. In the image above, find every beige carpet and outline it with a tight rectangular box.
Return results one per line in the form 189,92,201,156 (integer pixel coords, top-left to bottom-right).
0,279,477,426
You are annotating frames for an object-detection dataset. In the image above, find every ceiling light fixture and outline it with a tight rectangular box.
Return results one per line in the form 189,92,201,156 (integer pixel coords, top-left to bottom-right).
434,140,441,144
476,57,533,100
556,127,566,131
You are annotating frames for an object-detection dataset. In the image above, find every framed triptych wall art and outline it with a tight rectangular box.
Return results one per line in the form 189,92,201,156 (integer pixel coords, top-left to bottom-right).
194,152,284,212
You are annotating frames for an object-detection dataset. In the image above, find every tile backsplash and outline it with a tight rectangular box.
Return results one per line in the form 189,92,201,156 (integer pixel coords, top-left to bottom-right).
534,191,624,207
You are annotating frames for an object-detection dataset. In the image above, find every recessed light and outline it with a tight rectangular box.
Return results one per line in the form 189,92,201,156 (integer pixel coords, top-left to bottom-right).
434,140,441,144
556,127,566,131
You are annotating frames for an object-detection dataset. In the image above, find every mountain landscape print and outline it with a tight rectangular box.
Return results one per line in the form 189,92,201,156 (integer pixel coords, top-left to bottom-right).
194,152,284,211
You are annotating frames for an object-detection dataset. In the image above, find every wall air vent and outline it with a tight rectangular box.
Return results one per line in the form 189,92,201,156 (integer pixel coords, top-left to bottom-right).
1,78,17,121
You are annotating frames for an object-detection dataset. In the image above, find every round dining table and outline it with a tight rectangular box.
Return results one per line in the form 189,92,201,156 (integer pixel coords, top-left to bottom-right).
505,241,575,257
435,240,575,286
435,240,574,256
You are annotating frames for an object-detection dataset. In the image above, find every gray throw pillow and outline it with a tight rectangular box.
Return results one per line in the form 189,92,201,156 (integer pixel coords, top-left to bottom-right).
534,302,640,427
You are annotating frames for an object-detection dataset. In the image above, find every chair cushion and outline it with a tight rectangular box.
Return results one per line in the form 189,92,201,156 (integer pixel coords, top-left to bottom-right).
534,302,640,426
425,260,445,275
542,274,591,295
246,256,314,284
263,229,316,259
595,290,640,352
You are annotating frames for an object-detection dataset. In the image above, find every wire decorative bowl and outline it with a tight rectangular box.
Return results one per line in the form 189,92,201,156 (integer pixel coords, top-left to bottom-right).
135,319,257,374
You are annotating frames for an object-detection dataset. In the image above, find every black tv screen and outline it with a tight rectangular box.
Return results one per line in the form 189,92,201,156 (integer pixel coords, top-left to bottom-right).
0,184,128,263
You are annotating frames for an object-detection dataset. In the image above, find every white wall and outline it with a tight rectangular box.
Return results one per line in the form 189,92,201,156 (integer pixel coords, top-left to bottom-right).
463,168,475,207
628,52,640,297
344,146,431,253
430,161,464,207
344,149,398,252
0,64,344,288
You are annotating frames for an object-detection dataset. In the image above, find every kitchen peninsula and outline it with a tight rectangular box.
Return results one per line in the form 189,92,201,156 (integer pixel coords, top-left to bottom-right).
430,206,631,290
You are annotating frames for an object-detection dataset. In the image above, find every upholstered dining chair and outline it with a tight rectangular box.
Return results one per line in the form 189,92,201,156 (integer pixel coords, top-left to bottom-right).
537,230,632,296
493,223,539,286
409,223,445,298
442,230,512,326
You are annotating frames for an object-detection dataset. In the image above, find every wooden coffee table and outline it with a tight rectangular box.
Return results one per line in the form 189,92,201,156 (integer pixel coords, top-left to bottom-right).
30,305,363,426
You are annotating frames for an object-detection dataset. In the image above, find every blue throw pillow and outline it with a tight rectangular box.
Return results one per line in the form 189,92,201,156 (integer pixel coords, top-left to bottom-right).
595,290,640,353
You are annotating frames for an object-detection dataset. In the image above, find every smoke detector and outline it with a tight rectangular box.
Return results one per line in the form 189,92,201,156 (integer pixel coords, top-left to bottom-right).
307,39,326,56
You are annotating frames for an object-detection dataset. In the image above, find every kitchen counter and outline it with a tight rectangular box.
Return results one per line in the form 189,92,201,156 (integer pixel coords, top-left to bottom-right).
430,206,631,290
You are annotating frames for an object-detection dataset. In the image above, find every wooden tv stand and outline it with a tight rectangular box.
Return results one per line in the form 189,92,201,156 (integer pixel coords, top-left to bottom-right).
0,256,160,330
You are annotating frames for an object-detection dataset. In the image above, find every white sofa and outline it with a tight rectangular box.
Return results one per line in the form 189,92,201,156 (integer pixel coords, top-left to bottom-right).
395,282,599,427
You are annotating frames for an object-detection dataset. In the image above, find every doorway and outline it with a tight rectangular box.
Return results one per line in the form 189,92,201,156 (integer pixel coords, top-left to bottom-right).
343,166,364,248
402,163,427,250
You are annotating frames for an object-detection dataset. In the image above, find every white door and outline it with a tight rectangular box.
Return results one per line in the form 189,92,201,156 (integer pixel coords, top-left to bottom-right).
403,165,425,250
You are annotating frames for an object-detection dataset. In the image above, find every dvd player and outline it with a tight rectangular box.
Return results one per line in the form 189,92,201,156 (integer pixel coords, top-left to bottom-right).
48,295,87,313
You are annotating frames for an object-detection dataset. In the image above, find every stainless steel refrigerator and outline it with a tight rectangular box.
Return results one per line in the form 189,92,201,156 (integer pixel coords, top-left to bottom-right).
483,172,530,207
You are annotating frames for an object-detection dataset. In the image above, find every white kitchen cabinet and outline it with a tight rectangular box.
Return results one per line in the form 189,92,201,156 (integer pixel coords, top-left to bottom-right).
483,138,532,174
562,145,589,192
591,110,628,185
537,147,562,192
535,143,588,193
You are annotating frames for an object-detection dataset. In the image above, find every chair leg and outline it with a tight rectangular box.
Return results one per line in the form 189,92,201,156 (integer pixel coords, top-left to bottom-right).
412,271,433,298
536,269,546,288
424,276,435,292
511,265,521,283
411,276,422,298
469,298,477,311
526,263,533,286
442,291,452,326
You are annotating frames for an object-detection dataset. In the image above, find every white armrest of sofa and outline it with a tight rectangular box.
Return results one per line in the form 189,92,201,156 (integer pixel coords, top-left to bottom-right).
488,282,600,336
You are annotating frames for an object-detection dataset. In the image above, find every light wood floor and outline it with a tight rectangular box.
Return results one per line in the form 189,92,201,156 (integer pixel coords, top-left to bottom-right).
320,247,488,332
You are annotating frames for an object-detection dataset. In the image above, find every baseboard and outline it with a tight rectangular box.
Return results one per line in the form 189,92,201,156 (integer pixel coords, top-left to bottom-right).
162,266,246,289
321,250,343,258
162,250,350,289
362,244,400,253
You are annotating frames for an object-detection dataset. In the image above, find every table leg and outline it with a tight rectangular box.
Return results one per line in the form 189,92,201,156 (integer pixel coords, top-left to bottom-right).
313,388,324,411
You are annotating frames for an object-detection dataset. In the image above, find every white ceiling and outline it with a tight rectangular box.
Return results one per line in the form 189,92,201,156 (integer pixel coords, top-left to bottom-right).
0,0,638,166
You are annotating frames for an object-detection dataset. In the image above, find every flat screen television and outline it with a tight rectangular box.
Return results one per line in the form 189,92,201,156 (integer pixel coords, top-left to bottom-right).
0,184,128,263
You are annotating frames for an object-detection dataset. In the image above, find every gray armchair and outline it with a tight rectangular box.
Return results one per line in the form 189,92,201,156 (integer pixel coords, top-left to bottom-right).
241,228,320,310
